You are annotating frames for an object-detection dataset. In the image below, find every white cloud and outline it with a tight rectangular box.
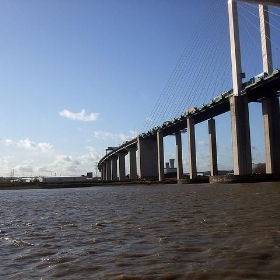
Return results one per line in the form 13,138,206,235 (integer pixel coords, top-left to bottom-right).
38,142,53,152
59,109,99,122
39,153,96,176
14,165,34,175
93,130,135,141
2,138,53,153
17,139,37,149
54,155,80,165
37,166,53,174
3,139,13,145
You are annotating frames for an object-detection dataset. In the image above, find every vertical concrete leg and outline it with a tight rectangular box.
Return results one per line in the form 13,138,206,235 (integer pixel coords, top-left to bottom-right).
99,166,102,180
157,131,165,182
175,132,183,180
118,153,126,180
187,118,197,179
137,137,158,179
262,96,280,174
208,118,218,176
127,146,137,179
230,96,252,175
111,156,118,181
106,160,111,181
102,164,106,181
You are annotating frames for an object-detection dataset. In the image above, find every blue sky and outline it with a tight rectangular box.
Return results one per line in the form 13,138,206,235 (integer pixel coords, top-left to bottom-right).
0,0,279,177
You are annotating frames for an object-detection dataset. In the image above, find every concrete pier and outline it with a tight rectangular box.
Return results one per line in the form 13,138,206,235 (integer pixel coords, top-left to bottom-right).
137,137,158,178
106,160,111,181
111,156,118,181
262,96,280,173
117,152,126,180
187,117,197,179
127,146,137,179
157,130,165,181
101,164,106,181
175,132,183,180
230,96,252,175
208,118,218,176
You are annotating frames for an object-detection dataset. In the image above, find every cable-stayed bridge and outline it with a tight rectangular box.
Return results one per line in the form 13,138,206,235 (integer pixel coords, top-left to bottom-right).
98,0,280,182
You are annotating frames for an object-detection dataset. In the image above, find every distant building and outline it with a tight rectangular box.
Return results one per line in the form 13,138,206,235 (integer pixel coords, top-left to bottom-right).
39,176,87,183
38,171,100,183
164,159,177,174
252,163,266,174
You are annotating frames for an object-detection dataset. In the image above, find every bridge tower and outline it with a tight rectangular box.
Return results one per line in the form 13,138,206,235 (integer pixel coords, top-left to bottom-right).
228,0,252,175
228,0,280,175
259,5,280,174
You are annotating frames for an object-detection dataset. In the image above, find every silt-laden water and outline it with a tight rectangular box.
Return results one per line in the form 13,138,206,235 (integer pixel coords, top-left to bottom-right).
0,183,280,279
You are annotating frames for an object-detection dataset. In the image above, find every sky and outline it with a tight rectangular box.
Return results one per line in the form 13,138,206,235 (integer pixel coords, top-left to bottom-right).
0,0,279,177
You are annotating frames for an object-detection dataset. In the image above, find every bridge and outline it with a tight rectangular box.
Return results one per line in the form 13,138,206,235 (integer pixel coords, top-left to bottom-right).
98,0,280,182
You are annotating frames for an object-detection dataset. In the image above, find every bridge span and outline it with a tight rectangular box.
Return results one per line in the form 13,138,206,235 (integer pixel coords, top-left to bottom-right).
98,70,280,181
98,1,280,182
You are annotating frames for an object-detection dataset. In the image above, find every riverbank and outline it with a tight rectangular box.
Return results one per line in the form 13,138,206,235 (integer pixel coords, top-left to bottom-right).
209,173,280,183
0,179,167,190
1,173,280,190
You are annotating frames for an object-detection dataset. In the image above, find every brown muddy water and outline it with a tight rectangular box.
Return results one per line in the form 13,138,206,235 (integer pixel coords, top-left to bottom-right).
0,183,280,279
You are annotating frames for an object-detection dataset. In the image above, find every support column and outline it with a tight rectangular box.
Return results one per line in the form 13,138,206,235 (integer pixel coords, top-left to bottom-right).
259,5,280,174
157,130,165,182
262,97,280,173
208,118,218,176
106,160,111,181
111,156,118,181
187,118,197,179
175,132,183,180
117,152,126,180
127,146,137,180
137,137,158,179
101,164,106,181
230,96,252,175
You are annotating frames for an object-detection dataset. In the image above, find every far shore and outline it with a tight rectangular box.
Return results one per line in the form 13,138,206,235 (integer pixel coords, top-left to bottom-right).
0,179,170,191
1,173,280,190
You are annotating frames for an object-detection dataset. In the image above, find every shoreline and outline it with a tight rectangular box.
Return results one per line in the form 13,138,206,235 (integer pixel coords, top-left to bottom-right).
1,173,280,190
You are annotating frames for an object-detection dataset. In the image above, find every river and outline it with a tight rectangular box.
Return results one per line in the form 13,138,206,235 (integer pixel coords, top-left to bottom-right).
0,182,280,279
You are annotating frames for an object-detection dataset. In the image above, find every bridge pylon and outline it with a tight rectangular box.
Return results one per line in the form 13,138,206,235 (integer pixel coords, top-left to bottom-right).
228,0,252,175
229,0,280,175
